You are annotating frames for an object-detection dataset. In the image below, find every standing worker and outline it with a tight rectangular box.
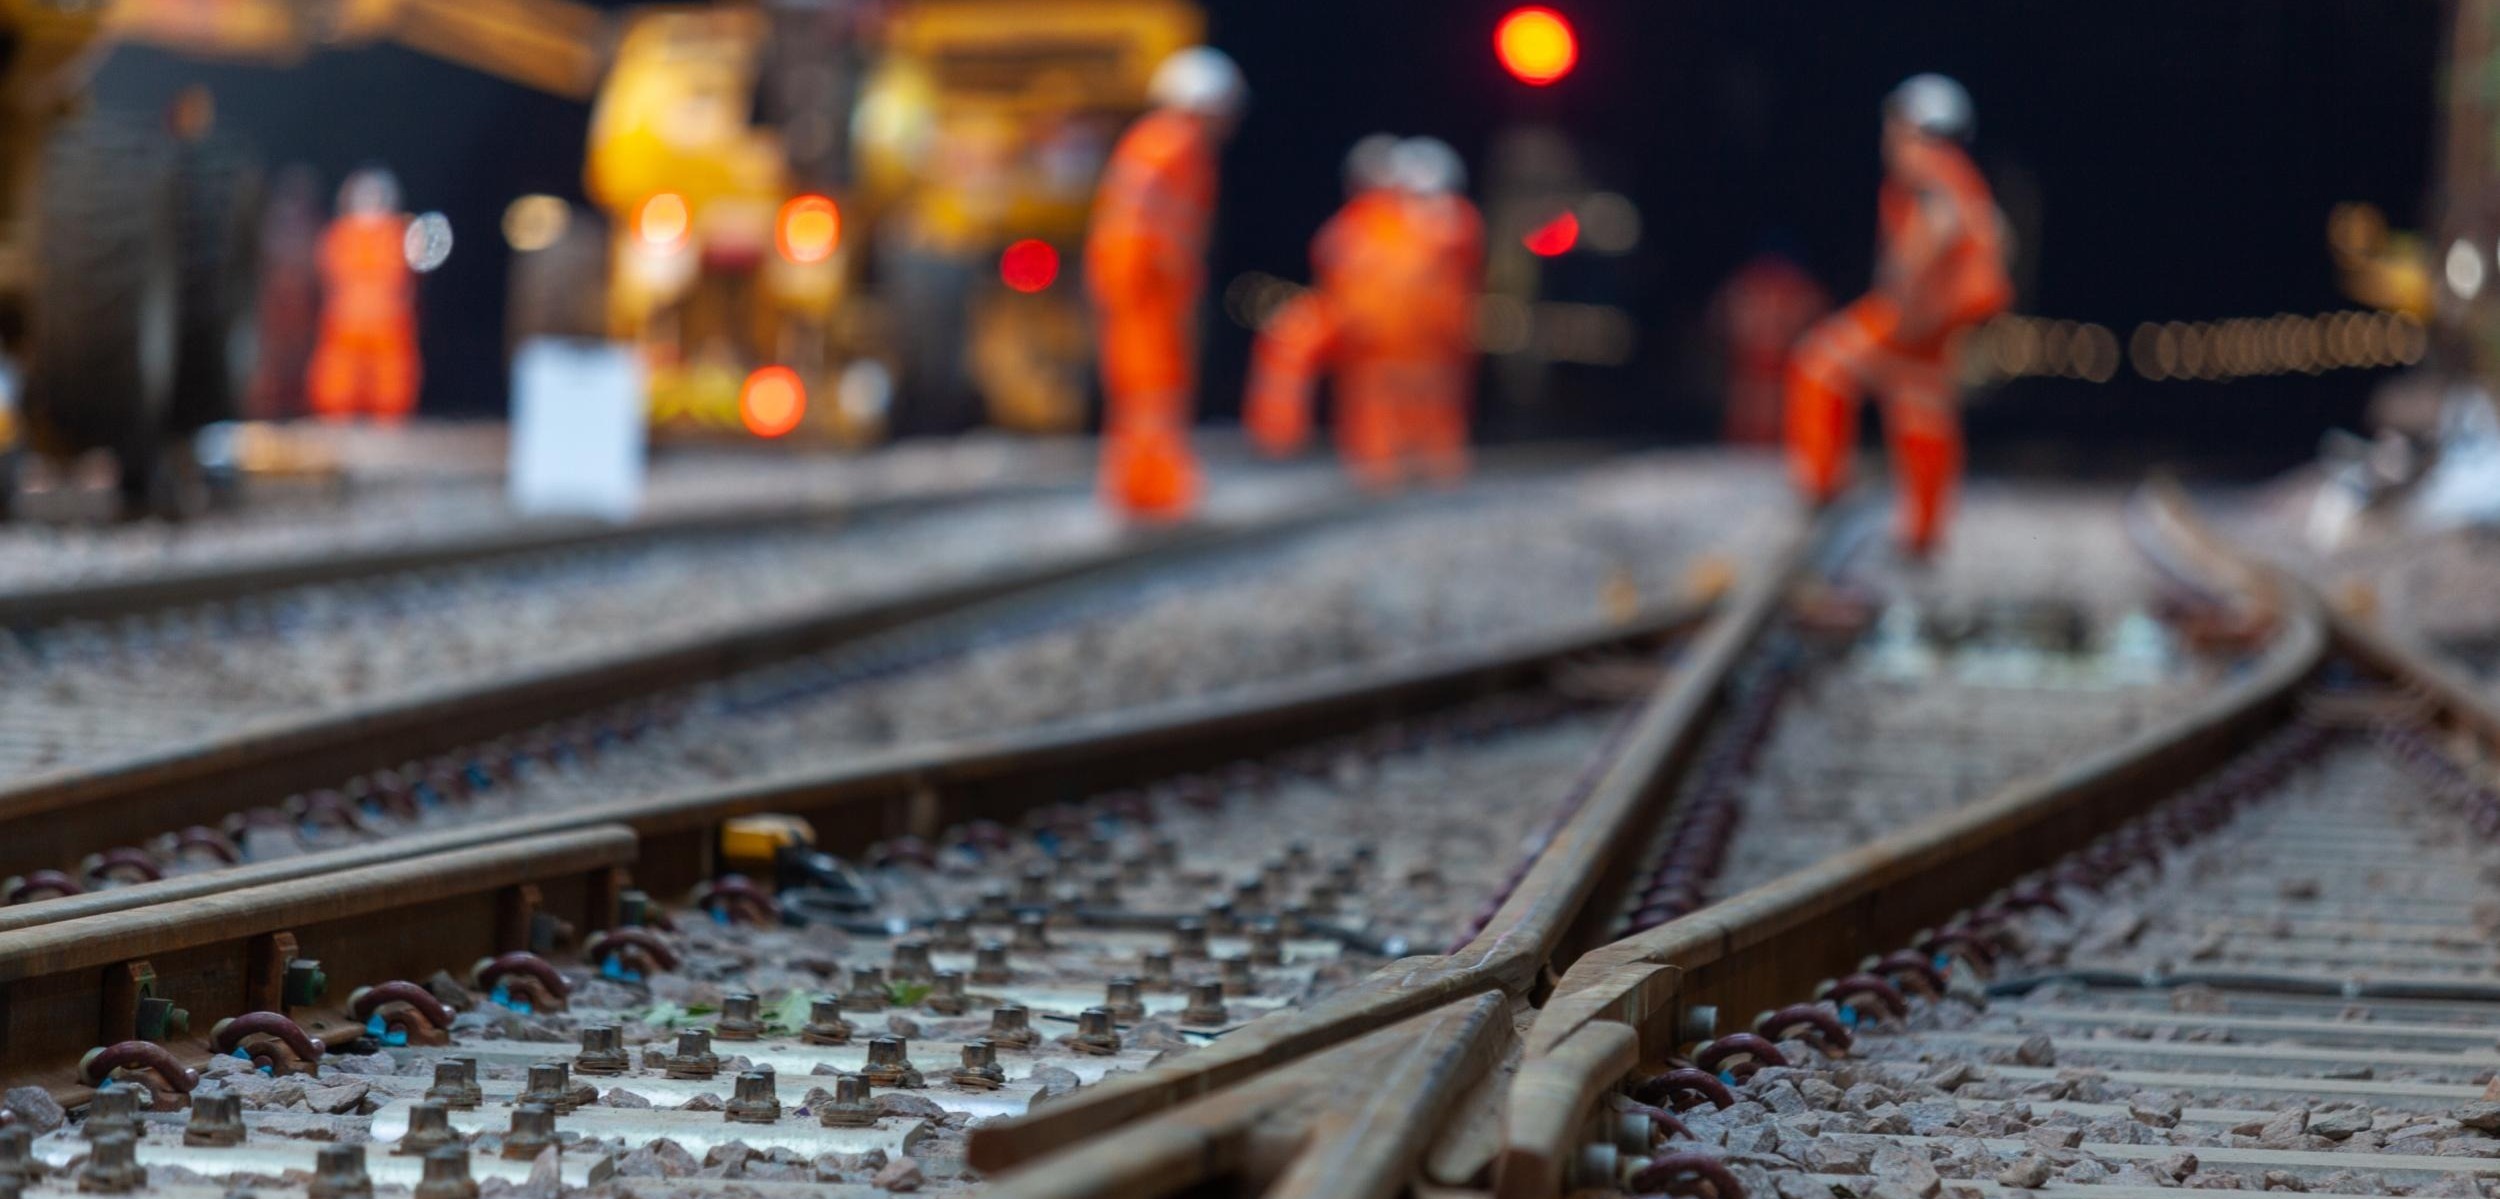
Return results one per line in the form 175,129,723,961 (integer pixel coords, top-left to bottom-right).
308,168,442,424
1086,46,1247,521
1783,74,2011,556
1246,137,1483,490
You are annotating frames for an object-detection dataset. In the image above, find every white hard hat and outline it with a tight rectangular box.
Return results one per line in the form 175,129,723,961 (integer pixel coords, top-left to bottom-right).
1388,137,1466,196
1886,73,1974,142
1149,46,1248,121
1344,133,1399,195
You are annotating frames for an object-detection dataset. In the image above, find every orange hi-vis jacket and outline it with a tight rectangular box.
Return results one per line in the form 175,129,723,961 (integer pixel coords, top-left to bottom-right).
1088,108,1220,520
1875,137,2011,344
308,211,419,422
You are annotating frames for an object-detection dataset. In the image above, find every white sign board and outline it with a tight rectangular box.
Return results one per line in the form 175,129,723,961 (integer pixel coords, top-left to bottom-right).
508,338,647,522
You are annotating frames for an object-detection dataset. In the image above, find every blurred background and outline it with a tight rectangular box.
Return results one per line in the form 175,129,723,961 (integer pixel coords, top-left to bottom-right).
41,0,2453,505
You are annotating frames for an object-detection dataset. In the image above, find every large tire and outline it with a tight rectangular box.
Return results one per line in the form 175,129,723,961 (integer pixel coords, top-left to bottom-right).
19,116,182,492
170,136,265,434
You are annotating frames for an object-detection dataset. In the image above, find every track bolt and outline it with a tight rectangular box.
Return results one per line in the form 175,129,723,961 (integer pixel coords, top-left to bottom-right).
975,886,1013,925
1104,977,1147,1023
84,1088,140,1141
283,959,329,1007
725,1068,782,1125
1181,981,1228,1028
394,1102,458,1156
1171,919,1209,961
1203,899,1237,934
1069,1007,1123,1056
183,1090,245,1147
1233,877,1266,910
860,1035,923,1088
661,1030,720,1080
950,1039,1007,1090
518,1062,578,1114
715,993,764,1041
1305,882,1339,916
892,939,935,982
76,1131,144,1194
802,997,855,1046
1016,866,1052,906
1013,912,1051,952
926,970,969,1016
988,1004,1039,1051
0,1126,43,1188
972,942,1012,986
1220,954,1255,995
1249,923,1285,967
574,1026,630,1076
424,1059,481,1109
308,1144,371,1199
1140,949,1177,991
817,1075,880,1128
499,1103,556,1161
1088,874,1123,909
842,966,891,1011
933,914,975,952
414,1145,477,1199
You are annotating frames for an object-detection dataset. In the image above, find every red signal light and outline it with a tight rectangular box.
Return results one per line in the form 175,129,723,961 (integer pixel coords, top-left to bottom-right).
1523,211,1580,257
740,366,807,438
1496,7,1577,86
1001,238,1060,293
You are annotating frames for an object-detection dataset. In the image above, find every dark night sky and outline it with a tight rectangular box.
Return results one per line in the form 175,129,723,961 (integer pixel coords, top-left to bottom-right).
98,0,2441,473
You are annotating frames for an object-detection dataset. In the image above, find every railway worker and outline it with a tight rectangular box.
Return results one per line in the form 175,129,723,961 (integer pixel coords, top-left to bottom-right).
1710,245,1829,446
1244,133,1404,466
1783,74,2012,557
1086,46,1247,522
1246,137,1484,491
308,168,427,424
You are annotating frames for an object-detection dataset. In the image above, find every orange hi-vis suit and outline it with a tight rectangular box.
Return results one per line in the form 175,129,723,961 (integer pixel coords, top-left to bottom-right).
1246,189,1484,490
1713,254,1829,445
1087,108,1221,521
308,211,420,423
1784,136,2009,553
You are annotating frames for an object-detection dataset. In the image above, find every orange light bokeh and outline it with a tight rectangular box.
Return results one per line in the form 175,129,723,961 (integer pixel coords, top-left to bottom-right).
740,365,807,438
777,194,842,264
637,192,691,249
1496,7,1578,86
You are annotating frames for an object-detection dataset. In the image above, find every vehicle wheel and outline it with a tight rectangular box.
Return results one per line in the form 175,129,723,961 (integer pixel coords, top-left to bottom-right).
19,115,182,496
171,136,265,434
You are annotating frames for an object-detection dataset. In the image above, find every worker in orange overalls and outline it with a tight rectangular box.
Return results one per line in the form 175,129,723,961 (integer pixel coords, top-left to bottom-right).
1086,47,1247,521
1784,74,2012,556
308,168,427,423
1710,247,1829,445
1247,137,1483,490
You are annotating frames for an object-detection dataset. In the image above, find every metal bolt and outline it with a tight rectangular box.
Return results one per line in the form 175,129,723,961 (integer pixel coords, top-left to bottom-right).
803,996,855,1046
618,890,651,927
500,1103,556,1161
1105,977,1146,1022
715,992,764,1041
0,1126,40,1186
817,1075,880,1128
891,938,935,982
1088,873,1123,909
1172,918,1209,960
926,970,969,1016
1679,1005,1719,1044
395,1102,457,1156
519,1062,576,1114
1016,865,1052,906
1233,876,1266,909
1181,980,1228,1027
1141,949,1177,991
424,1058,481,1109
575,1025,629,1076
663,1029,720,1080
1278,904,1311,938
1203,898,1237,934
414,1145,478,1199
934,914,975,952
307,1144,371,1199
989,1003,1040,1050
1307,881,1339,915
975,885,1013,924
1069,1006,1122,1056
1250,923,1285,967
726,1069,782,1125
284,959,329,1007
860,1035,923,1088
184,1090,245,1147
972,941,1012,985
843,965,891,1011
951,1039,1006,1089
76,1131,144,1194
1014,912,1051,952
1221,954,1256,995
84,1088,139,1140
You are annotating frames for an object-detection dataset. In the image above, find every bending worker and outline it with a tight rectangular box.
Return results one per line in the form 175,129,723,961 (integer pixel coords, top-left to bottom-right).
1086,47,1247,521
1247,137,1483,489
1783,74,2011,556
309,168,430,423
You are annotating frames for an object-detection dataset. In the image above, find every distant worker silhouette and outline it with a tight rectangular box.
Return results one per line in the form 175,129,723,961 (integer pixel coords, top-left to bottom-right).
1783,74,2011,556
1087,47,1246,521
1247,136,1484,490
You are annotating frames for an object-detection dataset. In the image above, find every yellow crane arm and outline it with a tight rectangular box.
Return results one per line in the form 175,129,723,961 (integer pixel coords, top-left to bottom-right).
105,0,612,101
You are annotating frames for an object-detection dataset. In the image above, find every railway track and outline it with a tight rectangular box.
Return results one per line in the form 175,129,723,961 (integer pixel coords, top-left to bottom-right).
0,473,2273,1199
